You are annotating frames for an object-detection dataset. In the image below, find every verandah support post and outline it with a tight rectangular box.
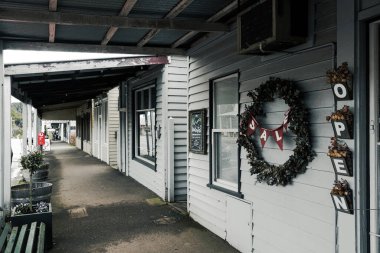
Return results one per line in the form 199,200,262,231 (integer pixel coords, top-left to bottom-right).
167,117,175,202
0,40,4,213
22,99,28,155
33,107,38,150
27,100,32,151
0,38,12,213
3,76,11,212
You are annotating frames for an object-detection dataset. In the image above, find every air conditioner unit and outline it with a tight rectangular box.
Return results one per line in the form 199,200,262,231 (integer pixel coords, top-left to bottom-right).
237,0,308,55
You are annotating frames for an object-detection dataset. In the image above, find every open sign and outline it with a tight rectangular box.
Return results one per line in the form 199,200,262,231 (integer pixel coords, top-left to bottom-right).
38,132,45,146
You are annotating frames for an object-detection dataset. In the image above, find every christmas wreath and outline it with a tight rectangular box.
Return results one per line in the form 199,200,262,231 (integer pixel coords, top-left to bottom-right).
237,78,315,186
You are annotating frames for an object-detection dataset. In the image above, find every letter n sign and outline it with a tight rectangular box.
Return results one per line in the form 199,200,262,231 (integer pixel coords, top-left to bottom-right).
332,120,351,139
331,157,352,176
332,83,352,101
330,194,353,214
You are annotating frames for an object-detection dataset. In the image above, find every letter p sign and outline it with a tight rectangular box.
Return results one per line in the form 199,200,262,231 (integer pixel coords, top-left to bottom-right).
332,120,351,139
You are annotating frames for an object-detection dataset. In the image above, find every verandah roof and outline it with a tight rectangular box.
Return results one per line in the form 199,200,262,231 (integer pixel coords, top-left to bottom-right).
0,0,250,55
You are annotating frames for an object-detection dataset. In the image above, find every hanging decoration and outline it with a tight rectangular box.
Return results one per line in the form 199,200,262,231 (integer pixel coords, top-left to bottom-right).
244,109,290,150
330,179,353,214
327,62,353,101
237,78,315,186
327,137,353,177
326,105,353,139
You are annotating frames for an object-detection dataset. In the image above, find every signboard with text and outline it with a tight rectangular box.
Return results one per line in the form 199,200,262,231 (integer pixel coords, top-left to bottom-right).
38,132,45,146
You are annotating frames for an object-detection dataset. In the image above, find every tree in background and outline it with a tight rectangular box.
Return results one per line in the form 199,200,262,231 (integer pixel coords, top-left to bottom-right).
11,102,23,138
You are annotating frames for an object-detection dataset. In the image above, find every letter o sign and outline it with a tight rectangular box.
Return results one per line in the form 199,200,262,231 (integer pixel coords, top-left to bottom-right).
332,83,351,100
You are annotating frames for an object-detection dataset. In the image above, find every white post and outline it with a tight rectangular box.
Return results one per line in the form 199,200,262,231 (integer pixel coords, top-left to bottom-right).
0,40,4,212
124,110,129,176
3,76,11,211
167,117,175,202
60,123,64,141
33,107,38,150
27,101,32,151
22,101,28,155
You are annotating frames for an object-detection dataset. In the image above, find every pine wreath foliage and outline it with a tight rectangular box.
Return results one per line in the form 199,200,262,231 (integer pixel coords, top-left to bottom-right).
237,78,315,186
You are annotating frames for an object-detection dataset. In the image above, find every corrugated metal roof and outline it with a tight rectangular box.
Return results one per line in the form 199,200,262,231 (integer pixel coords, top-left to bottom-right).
110,28,151,45
131,0,180,17
147,30,189,46
0,22,48,41
179,0,234,18
55,25,108,44
0,0,47,11
0,0,236,51
58,0,124,15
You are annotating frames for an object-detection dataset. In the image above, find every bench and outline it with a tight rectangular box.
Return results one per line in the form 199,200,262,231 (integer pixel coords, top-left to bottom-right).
0,222,45,253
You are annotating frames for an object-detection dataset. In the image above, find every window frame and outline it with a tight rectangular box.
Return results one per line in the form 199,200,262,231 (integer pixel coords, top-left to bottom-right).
207,71,243,198
132,82,157,170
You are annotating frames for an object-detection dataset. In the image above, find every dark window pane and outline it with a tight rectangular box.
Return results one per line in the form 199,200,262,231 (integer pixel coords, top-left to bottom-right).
143,89,150,109
214,76,239,129
137,111,155,161
151,87,156,107
215,132,239,182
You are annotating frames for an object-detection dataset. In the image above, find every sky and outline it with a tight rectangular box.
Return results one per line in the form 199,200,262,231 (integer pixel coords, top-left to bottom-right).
5,50,133,102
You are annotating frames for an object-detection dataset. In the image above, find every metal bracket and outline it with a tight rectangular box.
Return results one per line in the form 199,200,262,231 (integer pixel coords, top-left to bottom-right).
370,120,375,133
369,232,380,238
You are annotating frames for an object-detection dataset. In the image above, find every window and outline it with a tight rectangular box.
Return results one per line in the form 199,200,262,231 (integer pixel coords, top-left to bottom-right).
134,85,156,167
210,73,240,195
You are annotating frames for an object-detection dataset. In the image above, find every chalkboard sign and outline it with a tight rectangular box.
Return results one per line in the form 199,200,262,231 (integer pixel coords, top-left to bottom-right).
189,109,207,154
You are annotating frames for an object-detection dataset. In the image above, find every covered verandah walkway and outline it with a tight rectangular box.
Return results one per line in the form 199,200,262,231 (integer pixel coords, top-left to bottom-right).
46,141,237,253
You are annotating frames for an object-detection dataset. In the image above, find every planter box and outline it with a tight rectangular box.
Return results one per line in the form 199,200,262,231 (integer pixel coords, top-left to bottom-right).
11,182,52,206
32,168,49,181
9,203,53,249
330,192,353,214
330,156,353,176
331,119,353,139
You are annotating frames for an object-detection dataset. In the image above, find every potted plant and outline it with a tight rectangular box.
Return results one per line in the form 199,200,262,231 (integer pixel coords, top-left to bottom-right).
326,105,354,139
11,151,52,206
9,151,53,248
327,137,353,176
326,62,353,100
330,179,353,214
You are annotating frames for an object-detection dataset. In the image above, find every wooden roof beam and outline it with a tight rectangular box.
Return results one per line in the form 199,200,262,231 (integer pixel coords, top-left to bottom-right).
0,7,229,32
5,54,169,75
4,41,185,57
48,0,58,43
14,69,134,83
101,0,138,45
20,80,123,93
137,0,194,47
171,0,240,48
33,93,101,107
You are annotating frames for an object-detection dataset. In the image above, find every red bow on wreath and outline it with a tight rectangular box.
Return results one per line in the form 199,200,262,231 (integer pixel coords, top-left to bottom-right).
245,110,290,151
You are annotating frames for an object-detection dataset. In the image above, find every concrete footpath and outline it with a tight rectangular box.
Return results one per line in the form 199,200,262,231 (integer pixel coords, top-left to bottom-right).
47,142,238,253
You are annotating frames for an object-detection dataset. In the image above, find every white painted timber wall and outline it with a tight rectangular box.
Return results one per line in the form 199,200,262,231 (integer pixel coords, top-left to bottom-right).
186,1,353,252
126,58,188,201
76,103,92,155
127,66,166,199
108,87,120,169
163,56,188,201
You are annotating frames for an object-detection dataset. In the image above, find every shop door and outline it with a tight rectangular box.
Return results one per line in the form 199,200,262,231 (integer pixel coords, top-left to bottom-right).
101,101,108,163
98,115,102,160
369,21,380,253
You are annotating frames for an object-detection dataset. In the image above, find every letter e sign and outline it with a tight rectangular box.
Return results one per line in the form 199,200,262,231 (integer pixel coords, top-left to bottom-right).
331,157,352,176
